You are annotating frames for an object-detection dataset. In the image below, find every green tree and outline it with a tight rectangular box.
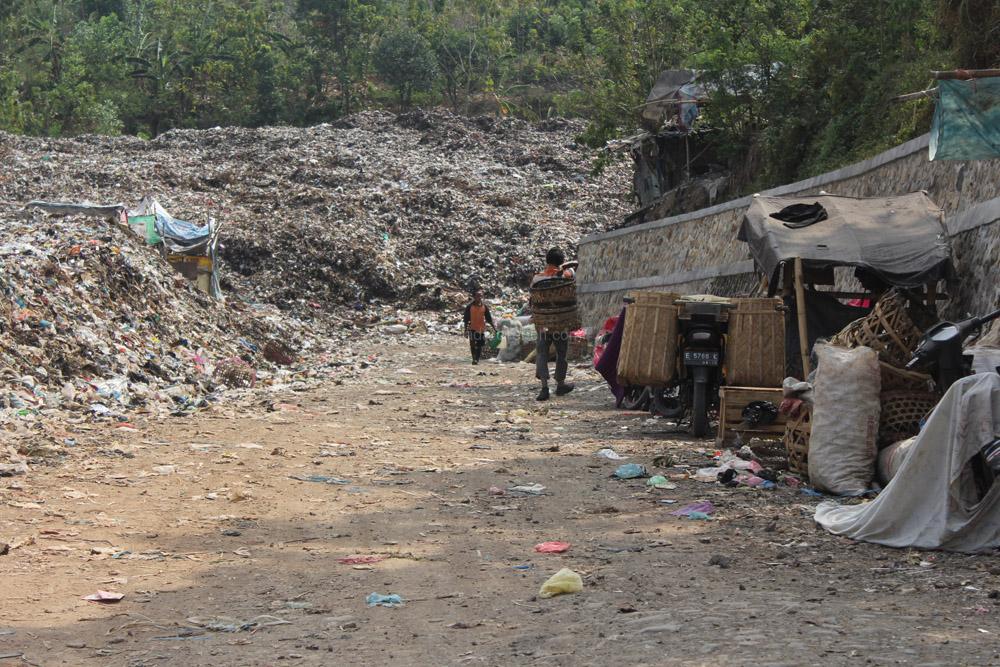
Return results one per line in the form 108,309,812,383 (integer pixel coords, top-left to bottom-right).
374,26,439,108
297,0,380,118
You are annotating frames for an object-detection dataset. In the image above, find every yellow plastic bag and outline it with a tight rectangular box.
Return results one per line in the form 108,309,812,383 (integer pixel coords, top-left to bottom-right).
538,568,583,598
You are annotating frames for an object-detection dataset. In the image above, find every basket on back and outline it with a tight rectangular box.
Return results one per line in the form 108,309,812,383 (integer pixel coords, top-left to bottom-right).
830,291,923,368
530,277,581,332
616,291,680,387
727,297,786,387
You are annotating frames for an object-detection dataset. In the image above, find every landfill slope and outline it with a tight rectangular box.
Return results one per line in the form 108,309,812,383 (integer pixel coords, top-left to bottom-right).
0,109,631,317
0,207,353,422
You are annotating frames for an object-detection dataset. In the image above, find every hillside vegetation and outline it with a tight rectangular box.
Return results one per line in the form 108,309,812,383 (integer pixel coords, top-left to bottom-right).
0,1,998,189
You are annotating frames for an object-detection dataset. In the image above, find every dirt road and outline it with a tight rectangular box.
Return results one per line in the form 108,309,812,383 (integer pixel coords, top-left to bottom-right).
2,337,999,666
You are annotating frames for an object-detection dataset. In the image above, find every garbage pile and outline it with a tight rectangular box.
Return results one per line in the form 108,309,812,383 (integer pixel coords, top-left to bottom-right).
0,206,378,422
0,109,630,318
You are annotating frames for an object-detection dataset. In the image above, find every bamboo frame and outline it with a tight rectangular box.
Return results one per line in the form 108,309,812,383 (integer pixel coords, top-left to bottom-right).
932,69,1000,80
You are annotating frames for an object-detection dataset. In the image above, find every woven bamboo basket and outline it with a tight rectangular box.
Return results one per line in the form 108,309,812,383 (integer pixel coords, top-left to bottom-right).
830,291,923,368
214,357,256,388
263,339,296,366
727,297,785,387
530,277,581,332
880,362,932,392
783,405,812,477
878,391,940,447
616,291,679,386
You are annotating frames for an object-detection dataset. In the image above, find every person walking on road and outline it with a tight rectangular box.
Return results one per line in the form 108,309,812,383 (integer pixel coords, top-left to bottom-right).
463,290,495,365
531,247,575,401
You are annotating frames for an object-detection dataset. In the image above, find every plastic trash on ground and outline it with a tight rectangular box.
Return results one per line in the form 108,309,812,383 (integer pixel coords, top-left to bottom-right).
613,463,647,479
538,568,583,598
366,592,404,607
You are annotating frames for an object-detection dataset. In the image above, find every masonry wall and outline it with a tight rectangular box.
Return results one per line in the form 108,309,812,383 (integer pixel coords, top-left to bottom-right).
577,134,1000,328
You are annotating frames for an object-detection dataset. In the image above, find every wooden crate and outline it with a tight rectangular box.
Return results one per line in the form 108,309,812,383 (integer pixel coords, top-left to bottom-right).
726,298,786,387
716,386,787,446
616,292,679,387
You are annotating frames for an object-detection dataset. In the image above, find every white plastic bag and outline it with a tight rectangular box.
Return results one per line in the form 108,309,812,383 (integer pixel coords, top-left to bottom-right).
497,319,523,362
808,344,881,494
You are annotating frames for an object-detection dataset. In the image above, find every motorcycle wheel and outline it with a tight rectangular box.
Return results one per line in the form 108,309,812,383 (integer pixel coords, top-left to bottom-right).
691,381,709,437
649,388,683,418
622,386,650,411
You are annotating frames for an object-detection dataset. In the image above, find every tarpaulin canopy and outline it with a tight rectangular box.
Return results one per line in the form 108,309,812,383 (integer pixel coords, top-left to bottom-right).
739,192,952,294
130,195,215,255
930,77,1000,161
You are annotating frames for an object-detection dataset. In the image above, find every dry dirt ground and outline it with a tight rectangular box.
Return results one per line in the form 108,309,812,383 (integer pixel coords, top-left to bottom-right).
3,336,1000,667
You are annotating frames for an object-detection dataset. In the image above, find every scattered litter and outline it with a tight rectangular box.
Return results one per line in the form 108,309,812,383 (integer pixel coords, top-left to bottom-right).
82,590,124,603
366,593,404,608
508,484,546,495
534,541,571,554
613,463,647,479
186,615,291,632
539,568,584,598
290,475,351,485
512,565,533,571
646,475,677,490
670,501,716,518
338,555,385,565
596,448,627,460
151,465,177,475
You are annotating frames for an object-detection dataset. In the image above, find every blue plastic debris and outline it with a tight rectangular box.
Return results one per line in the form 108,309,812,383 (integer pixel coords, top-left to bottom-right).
290,475,351,485
366,592,404,608
613,463,647,479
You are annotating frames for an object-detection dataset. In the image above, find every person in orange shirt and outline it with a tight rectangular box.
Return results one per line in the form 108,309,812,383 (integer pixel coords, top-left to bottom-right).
531,247,575,401
463,290,495,365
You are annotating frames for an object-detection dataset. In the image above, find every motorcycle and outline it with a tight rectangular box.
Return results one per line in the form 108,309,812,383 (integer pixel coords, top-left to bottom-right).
621,297,732,437
906,307,1000,392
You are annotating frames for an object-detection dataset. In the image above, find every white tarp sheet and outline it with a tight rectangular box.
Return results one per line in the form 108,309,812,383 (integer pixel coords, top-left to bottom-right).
815,372,1000,552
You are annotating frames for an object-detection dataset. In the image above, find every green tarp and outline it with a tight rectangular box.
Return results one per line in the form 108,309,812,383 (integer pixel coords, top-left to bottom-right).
930,77,1000,161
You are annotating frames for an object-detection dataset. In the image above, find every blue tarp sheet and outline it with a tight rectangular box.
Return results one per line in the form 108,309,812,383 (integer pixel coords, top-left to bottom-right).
154,210,211,246
930,77,1000,161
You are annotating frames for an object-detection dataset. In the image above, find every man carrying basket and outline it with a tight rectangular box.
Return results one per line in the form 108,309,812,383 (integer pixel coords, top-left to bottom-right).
530,247,577,401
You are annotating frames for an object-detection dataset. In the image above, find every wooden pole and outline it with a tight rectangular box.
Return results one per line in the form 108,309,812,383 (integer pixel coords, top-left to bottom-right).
891,87,937,102
794,258,811,377
932,69,1000,80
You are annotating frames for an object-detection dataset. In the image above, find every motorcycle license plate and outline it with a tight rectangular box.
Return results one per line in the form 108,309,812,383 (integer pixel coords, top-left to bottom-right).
683,350,719,366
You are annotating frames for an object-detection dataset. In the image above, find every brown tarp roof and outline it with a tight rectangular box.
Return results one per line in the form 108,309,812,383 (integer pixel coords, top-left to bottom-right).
738,192,952,293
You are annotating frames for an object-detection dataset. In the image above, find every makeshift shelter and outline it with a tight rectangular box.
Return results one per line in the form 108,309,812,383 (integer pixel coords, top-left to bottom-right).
26,197,222,299
738,192,953,377
129,196,222,298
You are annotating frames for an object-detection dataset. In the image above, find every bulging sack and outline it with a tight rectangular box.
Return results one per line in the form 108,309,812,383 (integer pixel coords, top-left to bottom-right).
808,344,881,494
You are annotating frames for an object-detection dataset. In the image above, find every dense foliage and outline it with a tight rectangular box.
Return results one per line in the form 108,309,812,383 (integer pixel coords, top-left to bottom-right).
0,1,997,187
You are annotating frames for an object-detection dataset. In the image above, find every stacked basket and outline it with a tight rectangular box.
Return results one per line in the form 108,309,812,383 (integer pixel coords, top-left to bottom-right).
530,277,581,332
616,291,680,387
784,289,940,478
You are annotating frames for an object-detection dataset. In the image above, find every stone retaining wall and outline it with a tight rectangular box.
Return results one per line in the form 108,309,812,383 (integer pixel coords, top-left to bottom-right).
577,134,1000,328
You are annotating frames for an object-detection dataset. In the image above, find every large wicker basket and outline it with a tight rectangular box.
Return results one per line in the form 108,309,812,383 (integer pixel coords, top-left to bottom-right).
880,362,932,392
727,297,785,387
530,277,581,332
616,291,679,386
783,405,811,477
830,291,923,368
878,391,940,447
